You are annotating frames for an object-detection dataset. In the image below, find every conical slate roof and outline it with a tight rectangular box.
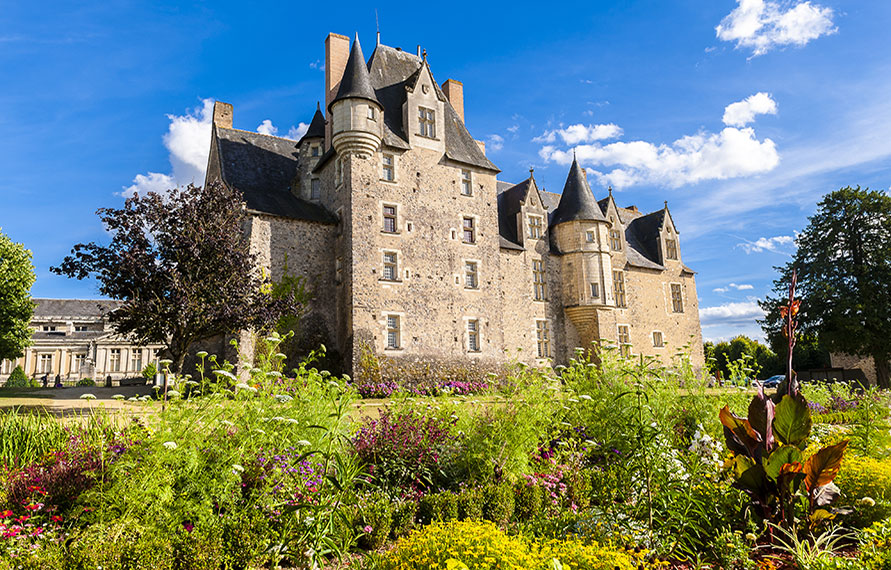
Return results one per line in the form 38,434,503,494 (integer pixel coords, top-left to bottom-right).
329,35,380,111
550,157,607,226
299,103,326,143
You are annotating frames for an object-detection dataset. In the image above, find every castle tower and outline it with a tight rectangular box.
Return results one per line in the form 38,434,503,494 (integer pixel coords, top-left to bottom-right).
328,35,383,158
550,157,615,353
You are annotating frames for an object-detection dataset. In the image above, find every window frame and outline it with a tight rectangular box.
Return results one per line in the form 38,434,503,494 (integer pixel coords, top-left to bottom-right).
466,319,481,353
462,216,476,244
670,283,684,313
385,314,401,350
652,331,664,348
528,215,543,239
613,270,627,308
464,260,479,289
38,353,53,374
536,320,550,358
418,107,436,138
609,228,623,251
460,169,472,196
617,325,632,357
590,282,599,299
585,230,596,243
665,239,678,260
382,204,399,234
130,349,143,372
382,153,395,182
533,259,548,301
109,348,122,372
310,178,321,200
381,251,399,282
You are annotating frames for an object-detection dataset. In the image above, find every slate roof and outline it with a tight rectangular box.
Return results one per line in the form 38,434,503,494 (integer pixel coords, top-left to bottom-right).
550,157,607,226
214,127,336,224
496,178,533,246
298,103,326,143
32,299,121,319
330,36,380,111
366,44,498,171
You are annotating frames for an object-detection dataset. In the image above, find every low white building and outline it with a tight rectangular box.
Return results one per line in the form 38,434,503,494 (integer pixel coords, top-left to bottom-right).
0,299,165,385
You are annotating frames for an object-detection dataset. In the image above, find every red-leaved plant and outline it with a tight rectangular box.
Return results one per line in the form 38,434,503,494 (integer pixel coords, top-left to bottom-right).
719,270,849,535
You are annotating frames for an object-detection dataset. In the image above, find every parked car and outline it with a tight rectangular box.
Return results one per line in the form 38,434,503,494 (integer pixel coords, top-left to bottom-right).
761,374,785,389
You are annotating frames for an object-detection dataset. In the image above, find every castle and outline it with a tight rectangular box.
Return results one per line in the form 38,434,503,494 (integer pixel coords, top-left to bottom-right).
204,33,704,377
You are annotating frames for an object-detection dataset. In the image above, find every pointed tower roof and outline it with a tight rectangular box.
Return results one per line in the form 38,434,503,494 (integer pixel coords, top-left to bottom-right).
550,157,607,226
329,35,380,111
299,103,326,144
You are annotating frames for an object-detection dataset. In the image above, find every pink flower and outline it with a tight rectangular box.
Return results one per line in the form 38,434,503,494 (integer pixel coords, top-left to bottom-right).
363,525,373,533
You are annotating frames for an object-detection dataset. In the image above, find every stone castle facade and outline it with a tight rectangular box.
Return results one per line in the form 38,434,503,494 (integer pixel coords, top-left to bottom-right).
204,33,704,377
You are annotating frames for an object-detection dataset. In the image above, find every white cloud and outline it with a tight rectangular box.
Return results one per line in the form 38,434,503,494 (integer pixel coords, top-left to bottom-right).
533,123,623,145
700,301,765,327
287,122,310,140
713,282,755,293
716,0,837,56
539,125,779,189
122,99,214,198
257,119,278,136
507,124,519,134
723,92,778,127
486,134,504,152
738,235,795,254
309,59,325,71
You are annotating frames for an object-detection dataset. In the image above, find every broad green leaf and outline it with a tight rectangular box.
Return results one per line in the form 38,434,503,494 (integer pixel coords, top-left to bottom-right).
734,455,756,477
804,440,849,491
736,463,769,496
772,395,811,448
765,446,802,480
809,508,836,526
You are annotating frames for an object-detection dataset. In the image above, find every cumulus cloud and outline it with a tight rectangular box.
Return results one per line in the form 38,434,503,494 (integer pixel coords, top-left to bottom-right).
716,0,837,56
723,92,778,127
700,301,765,327
533,123,623,145
486,134,505,152
738,235,795,253
257,119,278,136
122,99,214,198
507,124,519,134
713,282,755,293
287,123,310,140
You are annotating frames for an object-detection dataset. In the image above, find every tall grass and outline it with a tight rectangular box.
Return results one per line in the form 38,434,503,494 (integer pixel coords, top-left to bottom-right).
0,408,69,467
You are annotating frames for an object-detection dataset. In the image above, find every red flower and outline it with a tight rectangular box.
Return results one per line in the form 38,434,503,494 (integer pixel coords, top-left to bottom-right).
0,510,12,519
50,515,63,522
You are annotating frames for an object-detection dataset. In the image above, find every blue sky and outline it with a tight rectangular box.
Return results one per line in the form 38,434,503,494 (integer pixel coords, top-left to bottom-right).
2,1,890,343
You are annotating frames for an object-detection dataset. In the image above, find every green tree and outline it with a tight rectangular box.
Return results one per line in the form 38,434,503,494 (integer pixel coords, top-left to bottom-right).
760,186,891,388
52,182,302,374
0,228,35,362
704,335,779,381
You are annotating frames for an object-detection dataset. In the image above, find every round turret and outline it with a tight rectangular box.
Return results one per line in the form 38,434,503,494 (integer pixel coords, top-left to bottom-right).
329,36,383,158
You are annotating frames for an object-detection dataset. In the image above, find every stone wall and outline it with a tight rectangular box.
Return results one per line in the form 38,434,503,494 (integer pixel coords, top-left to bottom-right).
830,352,877,386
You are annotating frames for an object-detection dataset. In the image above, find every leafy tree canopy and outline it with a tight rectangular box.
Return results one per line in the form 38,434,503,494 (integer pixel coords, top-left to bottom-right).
704,335,779,381
52,182,301,373
760,186,891,388
0,228,36,362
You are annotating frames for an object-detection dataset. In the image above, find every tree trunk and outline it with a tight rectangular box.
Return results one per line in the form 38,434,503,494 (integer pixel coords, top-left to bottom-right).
874,354,890,390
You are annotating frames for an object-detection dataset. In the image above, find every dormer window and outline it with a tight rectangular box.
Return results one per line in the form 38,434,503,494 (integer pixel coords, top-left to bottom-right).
418,107,435,138
665,239,678,260
528,216,543,239
609,229,622,251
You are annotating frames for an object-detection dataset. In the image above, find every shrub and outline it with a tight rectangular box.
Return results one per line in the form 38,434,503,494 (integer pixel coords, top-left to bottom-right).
837,455,891,527
390,499,418,539
456,486,484,521
356,492,395,550
417,491,459,525
482,481,515,526
141,362,158,380
76,377,96,387
378,520,657,570
353,409,459,494
858,517,891,570
66,522,175,570
515,481,545,521
3,365,31,387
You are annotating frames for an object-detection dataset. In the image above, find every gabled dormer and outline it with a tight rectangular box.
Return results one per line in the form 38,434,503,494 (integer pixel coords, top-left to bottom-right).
403,55,446,154
598,188,625,253
497,170,549,249
658,202,682,265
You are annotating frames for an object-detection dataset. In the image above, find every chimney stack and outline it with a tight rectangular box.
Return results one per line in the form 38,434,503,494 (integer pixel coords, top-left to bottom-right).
212,101,233,129
325,33,351,114
441,79,464,123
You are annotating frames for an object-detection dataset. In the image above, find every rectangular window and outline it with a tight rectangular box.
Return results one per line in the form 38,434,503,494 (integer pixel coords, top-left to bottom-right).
310,178,321,200
467,319,480,352
665,239,678,260
383,205,398,233
460,169,472,196
73,354,86,372
653,331,664,348
610,229,622,251
586,230,596,243
671,283,684,313
74,325,88,332
528,216,543,239
464,261,478,289
613,270,626,308
130,349,142,372
385,315,401,350
382,154,395,181
38,354,52,374
382,252,398,281
590,282,599,298
418,107,436,138
618,325,631,357
109,349,121,372
310,144,321,158
536,320,550,358
367,106,376,120
42,325,56,332
462,217,475,244
533,259,547,300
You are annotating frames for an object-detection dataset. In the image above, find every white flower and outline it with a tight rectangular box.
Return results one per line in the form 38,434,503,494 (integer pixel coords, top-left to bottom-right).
79,394,96,400
578,394,593,401
265,336,282,344
568,398,580,403
858,497,876,507
166,390,181,398
196,351,208,358
111,394,125,401
159,359,173,366
296,440,311,447
231,464,244,475
235,383,257,393
163,441,177,450
214,369,237,381
275,353,287,360
220,420,234,427
266,371,283,378
128,396,139,402
274,394,293,403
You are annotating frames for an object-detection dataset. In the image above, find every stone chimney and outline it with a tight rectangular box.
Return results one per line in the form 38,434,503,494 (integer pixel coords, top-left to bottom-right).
441,79,464,123
325,33,351,113
212,101,233,129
